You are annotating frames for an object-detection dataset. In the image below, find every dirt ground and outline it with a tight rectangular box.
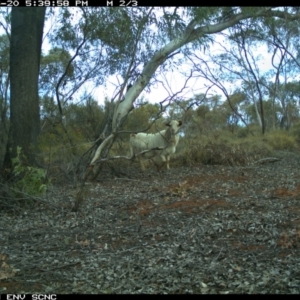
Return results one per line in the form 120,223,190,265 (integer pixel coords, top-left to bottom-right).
1,151,300,293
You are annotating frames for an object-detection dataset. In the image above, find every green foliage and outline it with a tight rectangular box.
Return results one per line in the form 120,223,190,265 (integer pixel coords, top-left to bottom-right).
40,47,74,93
290,122,300,143
177,130,272,167
235,124,262,138
40,96,105,144
12,147,48,197
237,97,288,130
265,130,297,151
175,122,300,169
37,96,107,183
64,99,105,141
124,103,161,133
38,121,89,164
187,7,221,24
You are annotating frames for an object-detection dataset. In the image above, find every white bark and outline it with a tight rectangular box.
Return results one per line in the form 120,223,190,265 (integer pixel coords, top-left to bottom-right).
90,133,114,164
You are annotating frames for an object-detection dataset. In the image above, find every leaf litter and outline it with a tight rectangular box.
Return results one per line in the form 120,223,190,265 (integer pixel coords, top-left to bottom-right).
1,151,300,293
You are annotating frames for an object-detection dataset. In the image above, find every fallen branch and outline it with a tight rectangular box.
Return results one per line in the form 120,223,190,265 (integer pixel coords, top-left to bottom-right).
254,157,281,164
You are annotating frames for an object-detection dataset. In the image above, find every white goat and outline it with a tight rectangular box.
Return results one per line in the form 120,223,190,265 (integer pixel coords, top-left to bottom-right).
130,120,182,170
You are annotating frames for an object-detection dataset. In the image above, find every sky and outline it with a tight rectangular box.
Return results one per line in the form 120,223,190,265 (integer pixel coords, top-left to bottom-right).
89,35,279,106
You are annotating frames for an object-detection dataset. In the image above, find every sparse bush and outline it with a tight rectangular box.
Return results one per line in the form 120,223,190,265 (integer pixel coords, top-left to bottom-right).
12,147,48,197
265,130,297,151
176,139,206,166
290,122,300,143
236,125,261,138
176,129,273,167
37,123,93,183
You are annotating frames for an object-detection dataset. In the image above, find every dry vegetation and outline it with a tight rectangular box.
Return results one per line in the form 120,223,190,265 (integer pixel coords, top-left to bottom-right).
1,137,300,293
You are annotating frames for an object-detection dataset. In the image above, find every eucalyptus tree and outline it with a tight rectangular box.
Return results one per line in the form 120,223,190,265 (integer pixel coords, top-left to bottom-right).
185,19,269,133
87,7,300,168
267,81,300,129
262,15,300,130
8,7,46,167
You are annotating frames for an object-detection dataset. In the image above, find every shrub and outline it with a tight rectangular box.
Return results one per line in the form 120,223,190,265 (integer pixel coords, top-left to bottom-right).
290,123,300,143
265,130,297,151
176,130,272,167
12,147,48,197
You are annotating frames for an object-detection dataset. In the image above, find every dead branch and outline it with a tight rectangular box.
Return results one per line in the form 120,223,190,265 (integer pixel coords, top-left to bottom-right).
254,157,281,164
